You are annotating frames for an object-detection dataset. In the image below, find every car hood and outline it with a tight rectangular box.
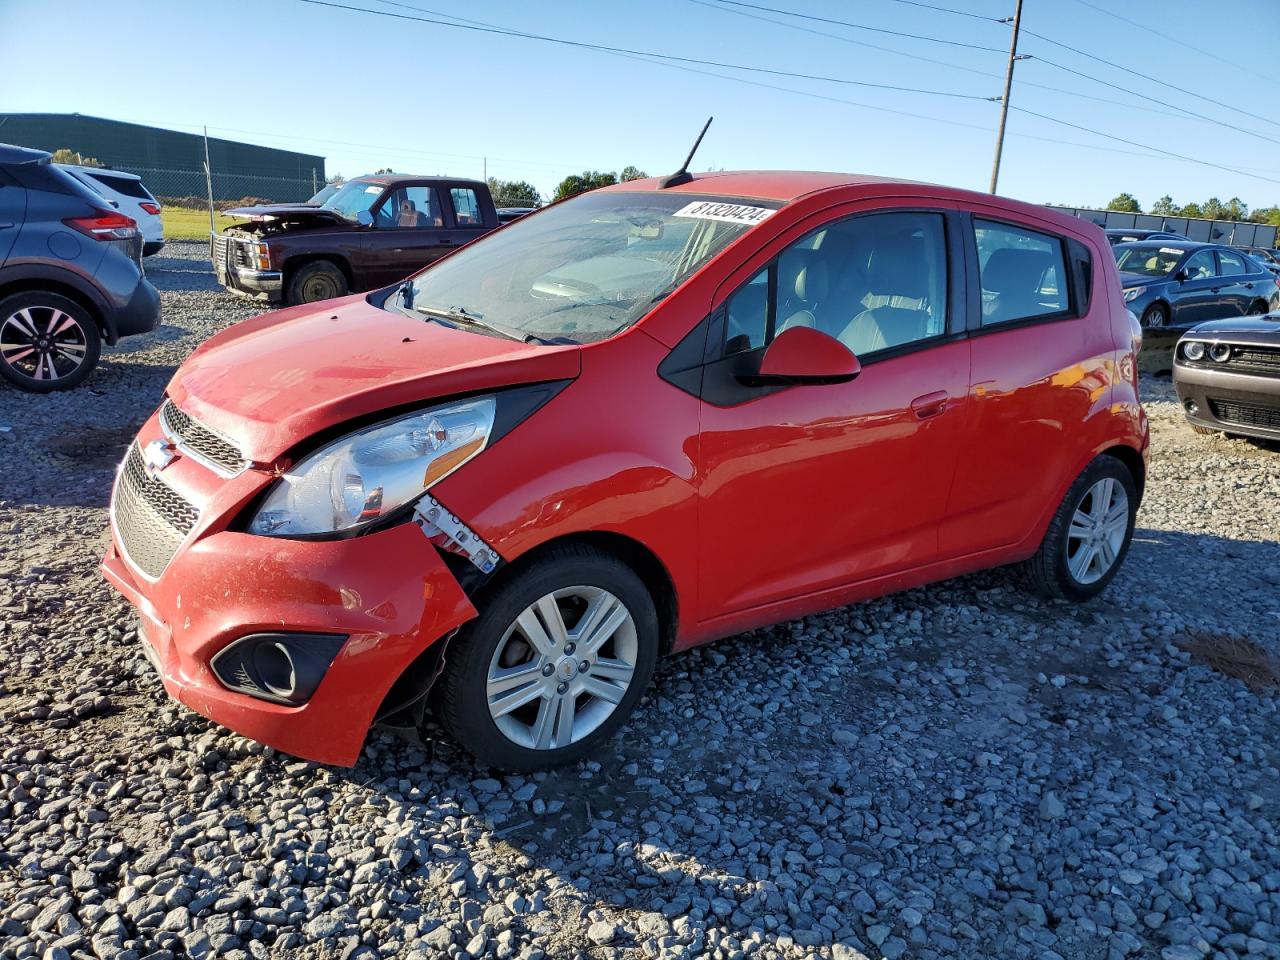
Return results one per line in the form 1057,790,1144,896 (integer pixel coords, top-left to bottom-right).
222,203,350,225
167,294,580,463
1119,271,1166,288
1184,314,1280,344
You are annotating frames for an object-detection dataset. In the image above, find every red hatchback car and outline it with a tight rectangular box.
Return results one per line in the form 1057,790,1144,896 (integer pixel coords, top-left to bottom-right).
103,172,1148,770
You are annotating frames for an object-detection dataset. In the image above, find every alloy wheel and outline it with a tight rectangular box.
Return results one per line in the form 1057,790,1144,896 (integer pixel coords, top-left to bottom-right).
486,586,638,751
0,305,90,383
1065,477,1129,585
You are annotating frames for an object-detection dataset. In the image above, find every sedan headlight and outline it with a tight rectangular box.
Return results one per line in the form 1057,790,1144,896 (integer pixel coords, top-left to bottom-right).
1123,287,1145,302
249,396,496,536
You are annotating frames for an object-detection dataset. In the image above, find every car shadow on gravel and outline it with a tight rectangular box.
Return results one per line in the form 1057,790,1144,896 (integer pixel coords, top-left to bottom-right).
311,525,1280,957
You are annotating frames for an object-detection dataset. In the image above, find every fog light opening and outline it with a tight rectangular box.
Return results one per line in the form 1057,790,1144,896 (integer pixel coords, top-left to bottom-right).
1184,400,1198,416
255,642,297,699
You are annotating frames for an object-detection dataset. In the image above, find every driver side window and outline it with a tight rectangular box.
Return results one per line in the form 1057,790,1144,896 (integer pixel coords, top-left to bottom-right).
378,187,443,229
1184,250,1216,280
722,211,949,358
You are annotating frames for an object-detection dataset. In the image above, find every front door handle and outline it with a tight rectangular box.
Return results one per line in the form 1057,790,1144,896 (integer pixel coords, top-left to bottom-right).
0,222,13,230
910,391,949,420
1210,286,1221,293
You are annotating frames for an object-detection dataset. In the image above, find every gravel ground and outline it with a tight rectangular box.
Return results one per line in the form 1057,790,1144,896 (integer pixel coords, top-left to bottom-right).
1,241,1278,960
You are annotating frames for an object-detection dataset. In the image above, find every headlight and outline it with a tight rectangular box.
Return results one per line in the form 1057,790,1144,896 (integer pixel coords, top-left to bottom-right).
1123,287,1145,302
1209,343,1231,362
249,396,496,536
1183,340,1205,361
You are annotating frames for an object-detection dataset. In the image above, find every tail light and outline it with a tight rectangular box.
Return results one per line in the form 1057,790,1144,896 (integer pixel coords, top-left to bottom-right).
139,202,161,215
63,212,140,241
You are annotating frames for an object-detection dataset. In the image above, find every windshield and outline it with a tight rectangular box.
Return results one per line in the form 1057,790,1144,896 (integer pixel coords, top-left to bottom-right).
397,191,779,343
309,182,340,204
322,180,384,220
1114,243,1189,277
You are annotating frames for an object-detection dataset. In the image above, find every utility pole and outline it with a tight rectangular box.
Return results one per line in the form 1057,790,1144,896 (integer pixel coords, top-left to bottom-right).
988,0,1025,195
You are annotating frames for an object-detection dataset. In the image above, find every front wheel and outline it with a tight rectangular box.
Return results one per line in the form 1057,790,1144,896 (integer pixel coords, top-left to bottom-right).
1022,456,1138,602
287,261,348,305
0,292,101,393
1140,302,1169,328
437,544,659,770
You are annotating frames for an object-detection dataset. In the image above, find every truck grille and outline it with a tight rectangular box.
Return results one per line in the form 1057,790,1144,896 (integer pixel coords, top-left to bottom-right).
1209,397,1280,431
111,443,201,580
160,400,248,476
212,234,251,270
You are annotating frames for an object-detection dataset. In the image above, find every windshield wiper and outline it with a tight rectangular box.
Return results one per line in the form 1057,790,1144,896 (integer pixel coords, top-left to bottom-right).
414,305,523,342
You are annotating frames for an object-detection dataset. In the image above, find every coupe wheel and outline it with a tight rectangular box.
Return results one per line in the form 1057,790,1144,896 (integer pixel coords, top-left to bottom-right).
287,261,348,305
1023,456,1137,602
0,292,101,393
437,544,658,770
1140,302,1168,328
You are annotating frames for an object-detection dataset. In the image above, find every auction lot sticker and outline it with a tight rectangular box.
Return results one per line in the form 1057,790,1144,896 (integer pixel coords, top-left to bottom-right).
674,201,776,226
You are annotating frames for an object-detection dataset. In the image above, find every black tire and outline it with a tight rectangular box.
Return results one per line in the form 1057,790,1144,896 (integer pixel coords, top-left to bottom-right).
1140,302,1169,328
437,544,659,771
1022,456,1138,602
1247,300,1269,316
0,292,101,393
287,261,348,305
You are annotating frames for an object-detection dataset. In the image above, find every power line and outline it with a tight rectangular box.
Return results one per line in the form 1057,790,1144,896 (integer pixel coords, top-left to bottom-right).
1020,27,1280,131
698,0,1008,53
873,0,1003,22
295,0,994,100
1010,105,1280,186
1067,0,1273,83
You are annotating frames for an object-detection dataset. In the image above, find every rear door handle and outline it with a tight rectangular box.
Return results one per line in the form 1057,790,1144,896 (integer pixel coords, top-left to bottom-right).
910,391,949,420
1210,286,1221,293
0,222,13,230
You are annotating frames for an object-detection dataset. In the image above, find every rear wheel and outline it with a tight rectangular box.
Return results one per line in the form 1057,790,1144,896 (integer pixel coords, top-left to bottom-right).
287,261,348,305
1248,300,1269,316
1023,456,1137,602
0,292,101,393
437,545,658,771
1140,302,1169,328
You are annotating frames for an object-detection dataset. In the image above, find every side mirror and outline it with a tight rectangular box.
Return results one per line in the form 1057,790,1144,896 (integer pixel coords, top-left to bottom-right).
1174,268,1189,282
356,210,374,227
739,326,861,386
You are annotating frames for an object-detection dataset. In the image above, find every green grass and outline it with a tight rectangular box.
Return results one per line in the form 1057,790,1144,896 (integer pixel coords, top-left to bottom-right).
160,206,240,241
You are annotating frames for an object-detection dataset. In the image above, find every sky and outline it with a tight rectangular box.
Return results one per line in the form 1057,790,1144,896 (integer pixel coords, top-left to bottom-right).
3,0,1280,210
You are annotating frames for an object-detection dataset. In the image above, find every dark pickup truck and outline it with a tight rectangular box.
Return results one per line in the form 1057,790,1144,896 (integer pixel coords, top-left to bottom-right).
212,174,500,305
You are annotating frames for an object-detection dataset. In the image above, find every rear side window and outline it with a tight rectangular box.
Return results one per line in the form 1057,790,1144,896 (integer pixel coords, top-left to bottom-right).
975,220,1070,326
450,187,482,227
87,172,154,200
1218,249,1247,276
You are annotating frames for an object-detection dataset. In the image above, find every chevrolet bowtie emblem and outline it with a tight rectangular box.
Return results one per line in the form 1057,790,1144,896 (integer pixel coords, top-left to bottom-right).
142,439,177,477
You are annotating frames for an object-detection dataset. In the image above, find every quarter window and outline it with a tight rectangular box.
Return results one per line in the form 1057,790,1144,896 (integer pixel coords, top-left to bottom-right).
975,220,1069,325
723,211,949,357
1218,249,1247,276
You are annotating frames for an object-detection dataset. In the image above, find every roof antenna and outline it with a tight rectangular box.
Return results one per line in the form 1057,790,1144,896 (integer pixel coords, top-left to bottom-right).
659,116,713,189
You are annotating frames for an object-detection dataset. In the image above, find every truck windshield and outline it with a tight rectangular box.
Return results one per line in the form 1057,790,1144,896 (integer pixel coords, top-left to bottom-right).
322,180,384,221
398,191,780,343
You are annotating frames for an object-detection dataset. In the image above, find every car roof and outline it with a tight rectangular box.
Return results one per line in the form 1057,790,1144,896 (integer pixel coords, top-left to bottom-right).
0,143,51,166
1114,239,1213,249
599,170,1090,230
355,174,485,188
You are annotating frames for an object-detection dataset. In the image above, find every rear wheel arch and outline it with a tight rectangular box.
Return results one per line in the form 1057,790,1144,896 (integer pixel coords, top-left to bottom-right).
0,276,108,341
1249,298,1270,315
1099,443,1145,502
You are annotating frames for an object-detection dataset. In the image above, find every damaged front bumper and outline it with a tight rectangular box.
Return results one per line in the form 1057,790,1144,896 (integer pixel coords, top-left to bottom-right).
102,514,479,767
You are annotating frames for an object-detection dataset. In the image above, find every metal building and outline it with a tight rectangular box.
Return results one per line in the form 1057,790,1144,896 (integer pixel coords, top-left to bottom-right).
0,113,325,202
1049,205,1277,249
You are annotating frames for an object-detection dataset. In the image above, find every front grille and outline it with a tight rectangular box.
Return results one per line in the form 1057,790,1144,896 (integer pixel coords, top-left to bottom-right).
111,443,200,579
1229,346,1280,375
1209,397,1280,431
212,234,228,268
160,400,247,476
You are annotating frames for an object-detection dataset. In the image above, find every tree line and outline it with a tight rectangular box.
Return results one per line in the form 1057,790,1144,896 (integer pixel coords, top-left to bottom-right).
1104,192,1280,227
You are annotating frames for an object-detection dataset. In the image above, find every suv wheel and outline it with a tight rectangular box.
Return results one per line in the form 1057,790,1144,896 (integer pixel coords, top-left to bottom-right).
0,292,101,393
1023,456,1138,602
287,261,348,305
437,545,658,770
